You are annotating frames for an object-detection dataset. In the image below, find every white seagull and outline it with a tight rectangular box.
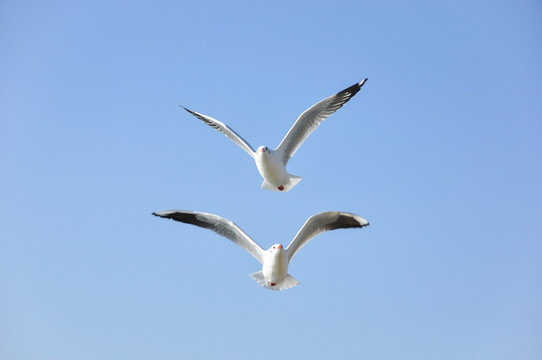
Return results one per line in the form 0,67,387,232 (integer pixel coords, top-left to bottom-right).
180,78,368,192
153,210,369,290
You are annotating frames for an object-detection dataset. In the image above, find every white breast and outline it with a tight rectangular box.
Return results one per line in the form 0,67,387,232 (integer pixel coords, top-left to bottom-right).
262,251,288,285
255,151,287,187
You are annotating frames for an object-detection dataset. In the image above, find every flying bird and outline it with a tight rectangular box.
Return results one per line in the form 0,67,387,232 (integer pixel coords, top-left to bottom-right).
152,210,369,290
179,78,368,192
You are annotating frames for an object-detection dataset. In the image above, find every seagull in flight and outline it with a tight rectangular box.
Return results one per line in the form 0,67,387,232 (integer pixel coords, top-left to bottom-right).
179,78,368,192
153,210,369,290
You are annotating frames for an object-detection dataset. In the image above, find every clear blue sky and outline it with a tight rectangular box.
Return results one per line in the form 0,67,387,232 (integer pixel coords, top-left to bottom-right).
1,1,541,359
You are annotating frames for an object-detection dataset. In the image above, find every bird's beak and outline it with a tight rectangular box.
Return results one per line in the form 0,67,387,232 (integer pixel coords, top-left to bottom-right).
277,244,283,249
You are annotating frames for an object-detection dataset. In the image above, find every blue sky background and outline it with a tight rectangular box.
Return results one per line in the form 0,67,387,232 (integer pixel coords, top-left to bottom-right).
1,1,541,359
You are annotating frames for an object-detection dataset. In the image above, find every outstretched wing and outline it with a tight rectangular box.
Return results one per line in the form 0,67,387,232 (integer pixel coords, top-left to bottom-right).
153,210,265,264
276,79,368,165
181,106,256,158
285,211,369,263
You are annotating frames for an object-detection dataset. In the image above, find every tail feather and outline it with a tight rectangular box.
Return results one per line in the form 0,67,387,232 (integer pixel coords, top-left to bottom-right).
284,174,302,191
260,174,302,192
249,271,300,291
249,271,268,287
277,274,300,290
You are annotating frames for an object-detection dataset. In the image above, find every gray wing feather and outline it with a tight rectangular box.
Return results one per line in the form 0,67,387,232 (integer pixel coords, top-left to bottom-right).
276,79,368,165
153,210,265,264
181,106,256,158
285,211,369,263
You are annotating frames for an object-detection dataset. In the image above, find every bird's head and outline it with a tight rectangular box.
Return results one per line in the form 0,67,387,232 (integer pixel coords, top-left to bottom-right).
257,146,270,155
269,243,284,253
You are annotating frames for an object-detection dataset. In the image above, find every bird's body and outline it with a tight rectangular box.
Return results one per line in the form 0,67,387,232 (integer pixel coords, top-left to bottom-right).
180,79,368,192
255,146,301,191
260,244,289,287
153,210,369,290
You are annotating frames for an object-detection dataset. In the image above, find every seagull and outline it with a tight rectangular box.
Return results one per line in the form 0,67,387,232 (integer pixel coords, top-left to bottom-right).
180,78,368,192
153,210,369,290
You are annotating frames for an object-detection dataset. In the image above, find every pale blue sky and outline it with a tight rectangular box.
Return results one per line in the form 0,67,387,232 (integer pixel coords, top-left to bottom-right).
1,1,541,359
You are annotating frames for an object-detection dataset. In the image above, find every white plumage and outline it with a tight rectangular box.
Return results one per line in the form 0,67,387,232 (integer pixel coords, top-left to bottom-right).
180,79,367,192
153,210,369,290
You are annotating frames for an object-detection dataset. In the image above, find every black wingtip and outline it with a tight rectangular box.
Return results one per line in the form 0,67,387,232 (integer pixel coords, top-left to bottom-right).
339,79,368,99
175,103,191,113
182,106,198,116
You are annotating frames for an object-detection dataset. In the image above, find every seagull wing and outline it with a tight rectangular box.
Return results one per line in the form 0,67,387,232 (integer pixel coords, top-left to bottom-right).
181,106,256,159
276,79,368,165
153,210,265,264
285,211,369,263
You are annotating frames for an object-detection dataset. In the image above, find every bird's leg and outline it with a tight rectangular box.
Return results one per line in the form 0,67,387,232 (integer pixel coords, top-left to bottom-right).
277,185,284,191
270,282,277,287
